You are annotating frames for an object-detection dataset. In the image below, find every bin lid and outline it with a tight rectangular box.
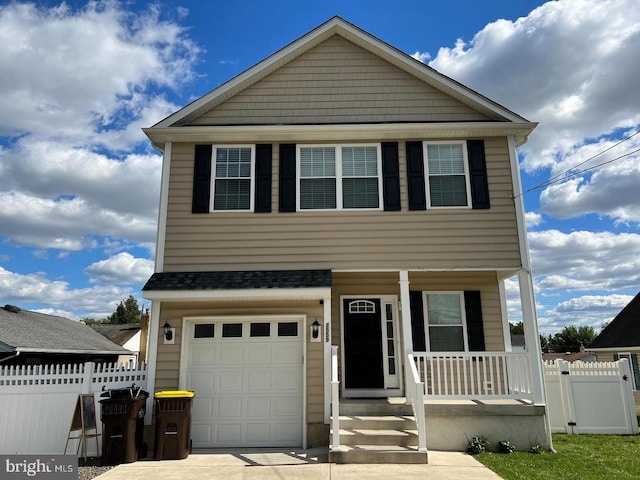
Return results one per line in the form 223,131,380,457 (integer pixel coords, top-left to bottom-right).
154,390,195,398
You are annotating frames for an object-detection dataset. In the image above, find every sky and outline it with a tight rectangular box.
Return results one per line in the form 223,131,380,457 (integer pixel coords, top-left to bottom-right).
0,0,639,335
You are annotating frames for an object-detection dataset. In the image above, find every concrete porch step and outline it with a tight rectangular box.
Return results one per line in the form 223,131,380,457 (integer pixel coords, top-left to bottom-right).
339,398,413,416
339,415,415,430
339,428,418,446
330,445,428,464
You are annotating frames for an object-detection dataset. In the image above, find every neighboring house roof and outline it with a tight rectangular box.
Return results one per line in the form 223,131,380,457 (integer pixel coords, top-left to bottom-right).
542,352,597,363
590,292,640,349
144,16,536,148
143,269,332,291
90,324,140,347
0,304,129,355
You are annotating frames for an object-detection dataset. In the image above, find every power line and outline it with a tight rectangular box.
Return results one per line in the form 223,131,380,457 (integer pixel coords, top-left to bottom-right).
519,130,640,197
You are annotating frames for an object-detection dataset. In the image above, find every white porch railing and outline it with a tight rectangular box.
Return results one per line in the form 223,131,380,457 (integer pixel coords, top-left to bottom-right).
412,352,533,400
406,354,427,452
330,345,341,451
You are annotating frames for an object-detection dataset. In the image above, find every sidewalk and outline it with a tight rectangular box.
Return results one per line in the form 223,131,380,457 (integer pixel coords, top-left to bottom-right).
95,448,503,480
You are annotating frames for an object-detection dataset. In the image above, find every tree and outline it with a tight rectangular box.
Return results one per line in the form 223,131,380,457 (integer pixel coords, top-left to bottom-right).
547,325,597,353
106,295,141,324
509,322,524,335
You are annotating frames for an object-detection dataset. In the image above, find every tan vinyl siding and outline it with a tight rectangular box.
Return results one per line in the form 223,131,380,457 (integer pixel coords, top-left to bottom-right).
190,35,489,126
331,271,504,352
154,300,325,424
163,137,521,272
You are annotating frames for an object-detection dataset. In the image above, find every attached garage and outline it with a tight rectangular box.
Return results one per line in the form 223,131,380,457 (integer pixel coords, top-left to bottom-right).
181,316,304,448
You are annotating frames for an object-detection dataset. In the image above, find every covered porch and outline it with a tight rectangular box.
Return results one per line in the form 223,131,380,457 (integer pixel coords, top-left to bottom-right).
326,269,549,461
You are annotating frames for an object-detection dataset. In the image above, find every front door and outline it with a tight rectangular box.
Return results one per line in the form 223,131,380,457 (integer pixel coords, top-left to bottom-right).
343,299,384,389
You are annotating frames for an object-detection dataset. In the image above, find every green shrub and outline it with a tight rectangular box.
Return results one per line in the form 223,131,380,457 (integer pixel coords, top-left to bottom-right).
497,440,516,453
467,435,490,455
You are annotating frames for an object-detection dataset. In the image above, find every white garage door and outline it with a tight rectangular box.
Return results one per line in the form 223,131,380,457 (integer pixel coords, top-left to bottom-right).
184,318,303,448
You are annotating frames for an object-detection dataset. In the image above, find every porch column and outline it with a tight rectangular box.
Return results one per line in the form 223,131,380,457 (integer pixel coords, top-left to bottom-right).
143,300,161,425
323,295,332,424
518,270,545,406
399,271,414,398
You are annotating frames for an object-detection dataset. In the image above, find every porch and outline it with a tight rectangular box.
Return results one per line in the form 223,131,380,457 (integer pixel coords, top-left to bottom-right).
329,349,547,462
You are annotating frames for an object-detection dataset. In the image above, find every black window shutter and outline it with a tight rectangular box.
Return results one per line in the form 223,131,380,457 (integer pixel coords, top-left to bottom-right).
464,290,485,351
279,144,296,212
406,141,426,210
255,144,272,213
192,144,212,213
467,140,490,209
381,142,401,211
410,291,426,351
613,353,620,361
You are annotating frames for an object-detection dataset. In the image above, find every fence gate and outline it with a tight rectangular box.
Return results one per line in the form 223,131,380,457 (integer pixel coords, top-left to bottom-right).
544,359,637,434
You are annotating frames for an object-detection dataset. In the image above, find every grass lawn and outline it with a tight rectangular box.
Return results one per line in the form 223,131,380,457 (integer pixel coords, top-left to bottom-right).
475,434,640,480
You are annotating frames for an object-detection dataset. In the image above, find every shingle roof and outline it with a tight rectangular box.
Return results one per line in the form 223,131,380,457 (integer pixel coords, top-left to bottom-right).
90,324,140,347
0,305,129,355
590,292,640,348
143,269,332,291
542,352,596,363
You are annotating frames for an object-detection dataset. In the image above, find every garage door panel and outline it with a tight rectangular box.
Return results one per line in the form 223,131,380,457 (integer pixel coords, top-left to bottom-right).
247,370,272,390
218,397,243,417
185,318,303,448
219,345,244,364
246,397,271,416
216,424,242,445
247,345,272,364
189,371,215,392
219,371,243,391
190,345,216,366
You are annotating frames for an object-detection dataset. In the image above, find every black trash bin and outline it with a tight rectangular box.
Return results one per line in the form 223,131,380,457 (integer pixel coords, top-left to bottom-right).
99,385,148,465
154,391,194,460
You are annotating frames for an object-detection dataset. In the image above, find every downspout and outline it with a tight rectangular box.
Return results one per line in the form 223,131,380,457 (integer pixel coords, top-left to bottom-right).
508,135,555,452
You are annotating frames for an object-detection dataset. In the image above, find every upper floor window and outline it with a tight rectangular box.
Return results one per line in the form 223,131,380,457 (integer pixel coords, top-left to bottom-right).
213,146,254,211
298,145,382,210
424,292,468,352
424,142,472,208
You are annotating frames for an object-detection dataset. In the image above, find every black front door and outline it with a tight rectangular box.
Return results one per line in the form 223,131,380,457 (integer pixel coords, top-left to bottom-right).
343,299,384,389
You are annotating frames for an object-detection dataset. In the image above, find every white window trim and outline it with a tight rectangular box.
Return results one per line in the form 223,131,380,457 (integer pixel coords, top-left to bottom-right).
296,144,383,211
423,291,469,352
210,144,255,212
423,140,472,209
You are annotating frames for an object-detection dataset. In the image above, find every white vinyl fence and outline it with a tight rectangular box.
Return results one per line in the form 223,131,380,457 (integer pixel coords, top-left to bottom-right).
0,362,147,456
544,359,637,435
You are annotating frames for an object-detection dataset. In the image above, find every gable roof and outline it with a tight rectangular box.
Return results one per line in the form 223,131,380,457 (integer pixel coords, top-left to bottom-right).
0,305,129,355
144,17,536,146
90,324,140,347
590,292,640,349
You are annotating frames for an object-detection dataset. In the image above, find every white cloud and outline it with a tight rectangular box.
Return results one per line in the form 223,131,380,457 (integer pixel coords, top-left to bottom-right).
411,51,431,63
428,0,640,174
0,2,200,147
525,211,544,228
85,252,154,284
537,294,633,334
528,230,640,291
0,265,140,320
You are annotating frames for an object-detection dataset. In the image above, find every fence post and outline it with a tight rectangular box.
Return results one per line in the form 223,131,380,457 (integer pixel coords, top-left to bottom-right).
81,362,95,394
617,358,637,434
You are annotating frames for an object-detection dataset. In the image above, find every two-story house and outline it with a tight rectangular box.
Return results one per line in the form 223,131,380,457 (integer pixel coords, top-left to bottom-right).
142,17,550,462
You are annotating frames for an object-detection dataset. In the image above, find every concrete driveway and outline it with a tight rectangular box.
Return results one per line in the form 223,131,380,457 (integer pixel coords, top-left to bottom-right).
95,448,503,480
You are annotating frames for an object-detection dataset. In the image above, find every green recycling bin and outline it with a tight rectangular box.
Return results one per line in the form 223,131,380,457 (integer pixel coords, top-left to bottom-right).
153,391,194,460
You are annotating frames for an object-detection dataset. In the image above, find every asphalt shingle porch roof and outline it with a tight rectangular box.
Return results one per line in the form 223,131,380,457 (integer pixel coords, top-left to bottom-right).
142,269,332,291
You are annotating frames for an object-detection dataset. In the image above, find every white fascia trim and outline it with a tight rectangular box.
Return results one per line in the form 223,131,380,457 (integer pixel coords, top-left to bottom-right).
154,142,171,272
589,347,640,353
15,348,128,355
143,287,332,302
508,135,530,271
143,122,537,147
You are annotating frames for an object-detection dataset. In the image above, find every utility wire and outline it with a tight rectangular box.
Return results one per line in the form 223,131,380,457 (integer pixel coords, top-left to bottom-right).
519,130,640,197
